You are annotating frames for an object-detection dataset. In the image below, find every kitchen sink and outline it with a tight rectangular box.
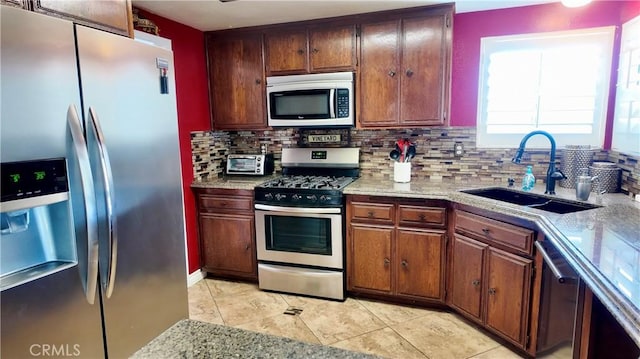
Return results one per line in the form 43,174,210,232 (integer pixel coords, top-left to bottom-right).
460,187,601,214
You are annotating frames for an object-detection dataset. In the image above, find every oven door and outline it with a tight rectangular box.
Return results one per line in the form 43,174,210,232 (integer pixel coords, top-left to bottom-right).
254,204,343,269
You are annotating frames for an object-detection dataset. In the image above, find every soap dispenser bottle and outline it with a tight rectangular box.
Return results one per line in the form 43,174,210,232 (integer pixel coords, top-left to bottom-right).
522,165,535,191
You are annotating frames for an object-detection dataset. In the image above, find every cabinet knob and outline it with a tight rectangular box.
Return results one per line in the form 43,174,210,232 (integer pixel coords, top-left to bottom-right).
297,49,305,55
384,258,390,266
255,79,262,85
488,288,497,295
367,211,374,218
401,260,408,267
406,69,414,77
245,244,250,251
388,70,396,77
418,214,426,221
312,48,319,54
472,279,480,286
481,228,490,235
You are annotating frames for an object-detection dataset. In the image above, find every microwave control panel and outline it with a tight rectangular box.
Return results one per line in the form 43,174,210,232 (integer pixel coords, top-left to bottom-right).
336,89,350,118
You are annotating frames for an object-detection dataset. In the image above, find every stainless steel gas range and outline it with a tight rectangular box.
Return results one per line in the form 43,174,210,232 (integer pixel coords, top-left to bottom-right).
254,147,360,300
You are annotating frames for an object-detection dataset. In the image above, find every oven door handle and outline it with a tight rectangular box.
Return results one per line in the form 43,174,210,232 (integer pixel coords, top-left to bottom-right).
255,204,342,214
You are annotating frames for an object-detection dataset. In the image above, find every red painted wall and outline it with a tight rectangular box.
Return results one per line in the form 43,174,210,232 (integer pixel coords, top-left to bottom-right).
451,1,640,149
137,10,210,274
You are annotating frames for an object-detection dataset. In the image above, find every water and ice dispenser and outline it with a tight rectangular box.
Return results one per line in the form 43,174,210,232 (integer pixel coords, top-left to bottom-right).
0,158,77,291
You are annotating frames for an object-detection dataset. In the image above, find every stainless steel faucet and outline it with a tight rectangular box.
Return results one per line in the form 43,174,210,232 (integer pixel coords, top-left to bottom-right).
511,130,566,195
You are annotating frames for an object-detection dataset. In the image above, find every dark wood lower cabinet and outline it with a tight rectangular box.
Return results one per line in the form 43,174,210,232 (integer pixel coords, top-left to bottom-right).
579,286,640,359
193,188,257,281
200,214,255,276
346,195,447,305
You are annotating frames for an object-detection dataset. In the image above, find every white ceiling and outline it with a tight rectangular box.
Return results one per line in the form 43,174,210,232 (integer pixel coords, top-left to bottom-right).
132,0,559,32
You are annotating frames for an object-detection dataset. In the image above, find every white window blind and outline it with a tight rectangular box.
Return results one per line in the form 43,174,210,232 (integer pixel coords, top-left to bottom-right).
612,15,640,155
477,27,616,148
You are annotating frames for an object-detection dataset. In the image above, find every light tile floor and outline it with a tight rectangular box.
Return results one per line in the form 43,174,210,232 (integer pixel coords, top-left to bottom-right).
188,277,526,359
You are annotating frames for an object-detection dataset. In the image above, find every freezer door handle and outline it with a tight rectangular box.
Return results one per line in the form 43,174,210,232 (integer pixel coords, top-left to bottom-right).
87,107,118,299
66,105,99,304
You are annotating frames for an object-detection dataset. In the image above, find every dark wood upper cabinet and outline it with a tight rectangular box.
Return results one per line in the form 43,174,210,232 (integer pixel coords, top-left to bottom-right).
265,24,356,75
33,0,132,36
207,32,267,130
265,29,308,75
309,25,356,72
359,9,452,128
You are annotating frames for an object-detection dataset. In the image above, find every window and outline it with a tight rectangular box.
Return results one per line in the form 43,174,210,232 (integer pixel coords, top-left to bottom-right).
612,15,640,155
476,27,616,148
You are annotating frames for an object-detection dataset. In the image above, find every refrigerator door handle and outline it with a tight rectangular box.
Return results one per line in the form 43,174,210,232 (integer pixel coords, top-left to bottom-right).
66,105,99,304
87,107,118,299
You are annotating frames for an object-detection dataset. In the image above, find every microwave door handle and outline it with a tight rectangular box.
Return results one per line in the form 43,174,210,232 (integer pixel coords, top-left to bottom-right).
329,88,336,119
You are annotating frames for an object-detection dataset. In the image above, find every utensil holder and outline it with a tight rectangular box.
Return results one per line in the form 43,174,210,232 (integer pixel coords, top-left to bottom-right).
394,162,411,183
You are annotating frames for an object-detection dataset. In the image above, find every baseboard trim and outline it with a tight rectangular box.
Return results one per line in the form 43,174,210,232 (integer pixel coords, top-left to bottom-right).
187,269,206,287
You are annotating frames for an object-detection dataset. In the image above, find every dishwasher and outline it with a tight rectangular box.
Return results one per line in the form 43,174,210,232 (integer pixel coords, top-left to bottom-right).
535,240,581,359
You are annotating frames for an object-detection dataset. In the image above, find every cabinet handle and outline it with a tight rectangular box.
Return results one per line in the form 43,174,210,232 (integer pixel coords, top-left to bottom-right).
472,279,480,286
245,244,250,251
418,214,426,222
312,48,319,54
384,258,390,266
388,70,396,77
401,260,408,268
482,228,490,235
297,49,305,55
255,79,261,85
488,288,497,295
367,211,374,218
406,69,414,77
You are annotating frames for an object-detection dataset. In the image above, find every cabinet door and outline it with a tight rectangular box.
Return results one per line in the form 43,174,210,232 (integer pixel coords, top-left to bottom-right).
400,15,447,125
309,25,356,72
359,20,400,127
34,0,131,36
486,247,532,346
200,213,256,276
348,224,393,293
209,33,266,129
265,30,308,75
396,229,445,300
450,234,486,321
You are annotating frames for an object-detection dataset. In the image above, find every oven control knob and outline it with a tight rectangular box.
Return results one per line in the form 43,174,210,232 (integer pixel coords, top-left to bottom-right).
292,194,301,202
306,194,317,203
320,195,331,203
264,193,274,200
275,193,286,201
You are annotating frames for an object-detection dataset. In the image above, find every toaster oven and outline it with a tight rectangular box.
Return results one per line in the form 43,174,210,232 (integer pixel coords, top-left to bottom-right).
226,154,274,176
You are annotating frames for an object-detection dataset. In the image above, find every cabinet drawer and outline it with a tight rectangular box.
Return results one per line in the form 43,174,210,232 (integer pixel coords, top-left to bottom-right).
454,211,534,256
199,195,253,211
350,202,395,224
398,205,446,228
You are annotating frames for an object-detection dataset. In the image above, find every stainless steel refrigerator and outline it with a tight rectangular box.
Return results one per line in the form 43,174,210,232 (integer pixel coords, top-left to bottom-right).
1,6,188,358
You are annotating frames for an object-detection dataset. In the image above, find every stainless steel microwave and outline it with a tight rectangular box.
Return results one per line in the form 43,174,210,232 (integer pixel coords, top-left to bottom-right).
266,72,354,128
226,154,274,176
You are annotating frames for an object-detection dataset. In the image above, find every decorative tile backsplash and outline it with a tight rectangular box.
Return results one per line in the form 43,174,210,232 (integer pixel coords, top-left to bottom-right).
191,127,640,197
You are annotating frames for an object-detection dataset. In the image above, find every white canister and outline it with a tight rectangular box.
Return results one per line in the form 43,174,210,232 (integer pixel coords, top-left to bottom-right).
393,162,411,183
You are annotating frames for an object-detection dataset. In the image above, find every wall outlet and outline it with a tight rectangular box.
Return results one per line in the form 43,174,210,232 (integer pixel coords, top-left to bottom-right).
454,142,464,157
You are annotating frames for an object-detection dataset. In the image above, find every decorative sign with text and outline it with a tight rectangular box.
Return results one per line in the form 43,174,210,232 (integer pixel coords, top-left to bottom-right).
308,134,341,143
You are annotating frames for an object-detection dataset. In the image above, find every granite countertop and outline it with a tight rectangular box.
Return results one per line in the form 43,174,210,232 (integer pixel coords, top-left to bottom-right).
132,319,379,359
191,176,640,346
346,178,640,347
191,175,277,191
